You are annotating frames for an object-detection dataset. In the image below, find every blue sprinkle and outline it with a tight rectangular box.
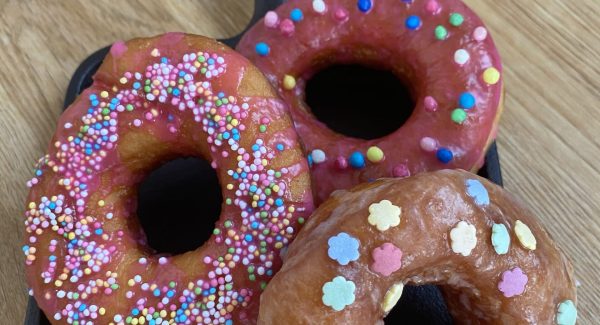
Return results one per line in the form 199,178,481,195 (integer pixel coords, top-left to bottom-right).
466,179,490,206
133,82,141,89
357,0,372,12
149,320,156,325
91,100,99,106
172,88,181,96
257,201,265,208
290,8,303,21
251,222,259,229
208,58,215,65
48,202,56,209
218,92,225,98
179,315,187,322
226,320,233,325
89,94,97,100
348,151,365,169
131,308,140,316
249,185,257,192
233,134,240,141
405,15,422,30
153,288,160,296
167,290,174,298
245,234,253,242
49,255,56,262
266,270,273,276
168,114,174,121
223,132,230,140
35,170,42,176
22,245,29,252
255,42,270,56
73,314,79,320
85,148,92,155
275,198,284,206
79,304,87,312
94,229,103,235
178,71,185,77
161,57,168,64
459,92,476,109
276,143,284,151
241,172,247,178
252,144,259,152
436,148,453,163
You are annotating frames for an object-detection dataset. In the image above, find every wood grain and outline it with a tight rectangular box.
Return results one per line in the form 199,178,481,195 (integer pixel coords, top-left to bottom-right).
0,0,597,323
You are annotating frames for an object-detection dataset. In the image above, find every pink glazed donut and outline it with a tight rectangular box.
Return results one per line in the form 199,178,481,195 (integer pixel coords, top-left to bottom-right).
238,0,504,203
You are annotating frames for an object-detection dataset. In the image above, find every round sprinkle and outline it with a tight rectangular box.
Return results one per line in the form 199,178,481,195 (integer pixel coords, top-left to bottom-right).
449,13,464,26
454,49,470,65
311,149,326,164
436,147,453,163
473,26,488,41
483,67,501,85
264,11,279,28
312,0,326,14
405,15,422,30
282,74,296,90
279,18,295,36
420,137,437,152
348,151,365,169
366,146,384,163
357,0,372,13
255,42,270,56
424,96,438,112
459,92,476,109
435,25,448,40
290,8,303,22
425,0,441,15
451,109,467,124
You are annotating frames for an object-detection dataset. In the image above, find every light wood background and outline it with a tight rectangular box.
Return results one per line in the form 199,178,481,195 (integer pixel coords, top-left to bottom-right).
0,0,598,323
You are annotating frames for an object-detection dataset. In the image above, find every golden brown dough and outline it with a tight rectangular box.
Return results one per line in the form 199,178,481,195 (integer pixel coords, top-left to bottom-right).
258,170,577,324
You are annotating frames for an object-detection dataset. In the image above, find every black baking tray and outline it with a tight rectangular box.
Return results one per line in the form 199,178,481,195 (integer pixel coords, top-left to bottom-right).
25,0,502,323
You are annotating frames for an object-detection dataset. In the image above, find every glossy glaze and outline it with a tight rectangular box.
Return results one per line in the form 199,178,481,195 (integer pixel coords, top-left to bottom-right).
238,0,504,203
258,170,576,324
23,34,314,324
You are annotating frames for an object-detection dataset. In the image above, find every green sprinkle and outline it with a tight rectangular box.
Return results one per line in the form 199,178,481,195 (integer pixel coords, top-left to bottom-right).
224,220,233,228
198,56,206,62
215,99,222,107
102,108,110,115
260,282,267,290
298,217,305,224
262,229,270,235
435,25,448,40
248,266,255,273
213,228,221,235
225,198,232,205
222,98,229,104
201,68,207,74
265,188,271,195
249,274,256,281
228,247,235,254
195,287,202,295
259,125,267,133
275,171,282,178
449,13,464,26
144,85,151,93
451,108,467,124
169,281,176,288
126,104,134,111
260,211,268,218
225,283,233,290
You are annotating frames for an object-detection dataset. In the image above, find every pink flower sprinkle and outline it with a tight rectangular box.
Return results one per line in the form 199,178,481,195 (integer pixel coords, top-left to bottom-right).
424,96,438,112
498,267,528,297
279,18,295,37
371,243,402,276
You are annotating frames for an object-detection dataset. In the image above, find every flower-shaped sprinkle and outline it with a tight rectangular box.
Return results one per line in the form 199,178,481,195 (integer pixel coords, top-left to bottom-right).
382,282,404,314
491,223,510,255
556,300,577,325
371,243,402,276
368,200,401,232
450,221,477,256
322,276,356,311
466,179,490,206
514,220,537,250
498,267,528,297
328,232,360,265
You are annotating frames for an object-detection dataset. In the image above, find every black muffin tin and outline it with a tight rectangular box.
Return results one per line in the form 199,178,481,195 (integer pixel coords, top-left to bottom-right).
25,0,502,323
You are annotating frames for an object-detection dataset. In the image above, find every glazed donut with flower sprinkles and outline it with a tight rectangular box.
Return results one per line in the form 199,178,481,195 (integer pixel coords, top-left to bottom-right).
257,170,577,324
238,0,504,202
23,34,314,324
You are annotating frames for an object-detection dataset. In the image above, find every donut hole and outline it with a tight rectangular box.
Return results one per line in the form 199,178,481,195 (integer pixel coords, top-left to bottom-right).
137,157,222,255
384,285,452,324
305,64,415,140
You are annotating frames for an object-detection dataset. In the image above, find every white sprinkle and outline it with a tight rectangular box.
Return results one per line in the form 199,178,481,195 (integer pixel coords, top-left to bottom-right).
454,49,470,65
158,257,168,265
473,26,488,41
450,221,477,256
313,0,326,13
311,149,326,164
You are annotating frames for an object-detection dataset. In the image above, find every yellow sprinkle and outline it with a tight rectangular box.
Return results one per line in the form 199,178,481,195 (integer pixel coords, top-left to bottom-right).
226,184,234,190
366,146,385,163
272,185,280,192
288,206,295,212
139,316,145,324
54,280,63,287
99,307,106,315
27,255,36,261
98,200,105,207
231,119,239,126
119,77,128,84
282,74,296,90
214,115,221,122
274,242,283,249
82,255,91,262
84,268,91,275
483,67,500,85
514,220,536,250
160,310,167,318
68,232,75,240
128,279,135,286
28,202,36,209
100,91,109,98
131,318,139,325
382,282,404,313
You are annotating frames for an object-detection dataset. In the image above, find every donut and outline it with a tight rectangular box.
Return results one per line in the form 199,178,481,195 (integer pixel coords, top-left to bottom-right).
257,170,577,324
23,33,314,324
237,0,504,203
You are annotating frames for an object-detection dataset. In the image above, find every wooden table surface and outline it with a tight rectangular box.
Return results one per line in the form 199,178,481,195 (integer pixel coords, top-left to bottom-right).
1,0,598,323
